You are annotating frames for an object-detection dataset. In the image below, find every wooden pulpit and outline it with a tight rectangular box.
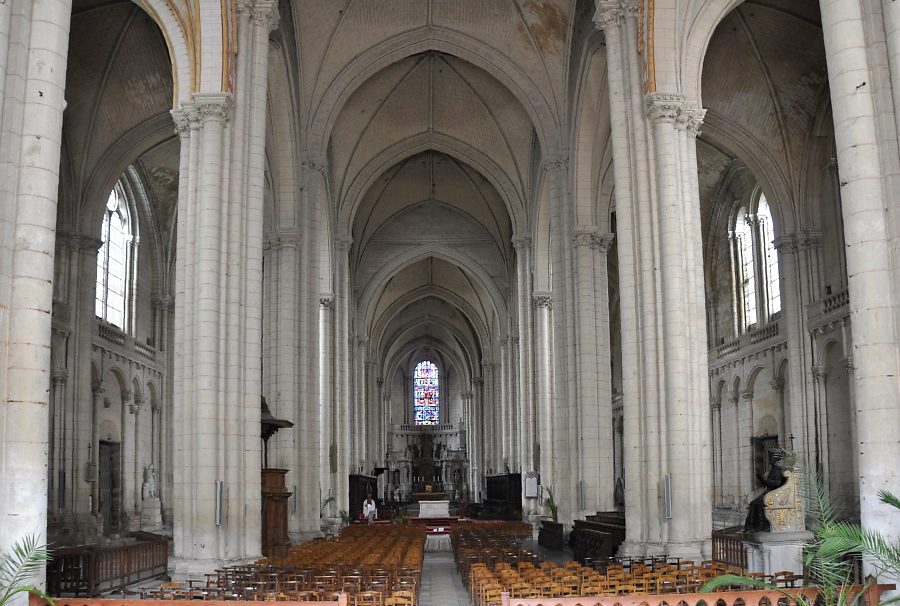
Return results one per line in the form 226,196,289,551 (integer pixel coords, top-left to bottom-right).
261,468,291,558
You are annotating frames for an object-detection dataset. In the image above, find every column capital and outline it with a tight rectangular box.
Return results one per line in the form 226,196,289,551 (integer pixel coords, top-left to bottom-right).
511,234,532,250
532,292,552,309
593,1,624,30
51,369,68,385
193,92,233,125
573,228,597,248
171,104,199,138
811,364,827,381
727,391,739,404
710,398,721,411
320,293,335,309
542,153,569,172
245,0,280,31
593,232,615,253
740,389,754,401
301,153,328,175
56,232,103,253
335,236,353,252
676,103,706,137
645,92,684,123
769,378,785,392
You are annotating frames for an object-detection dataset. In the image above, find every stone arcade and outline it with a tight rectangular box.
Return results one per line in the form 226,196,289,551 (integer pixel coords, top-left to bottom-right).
0,0,898,589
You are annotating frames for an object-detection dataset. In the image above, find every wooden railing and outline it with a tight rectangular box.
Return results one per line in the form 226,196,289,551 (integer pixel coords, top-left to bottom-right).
712,526,748,569
33,597,348,606
46,533,168,597
500,583,894,606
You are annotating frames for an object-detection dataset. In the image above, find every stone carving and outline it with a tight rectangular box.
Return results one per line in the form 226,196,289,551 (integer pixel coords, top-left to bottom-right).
142,464,157,501
764,469,805,532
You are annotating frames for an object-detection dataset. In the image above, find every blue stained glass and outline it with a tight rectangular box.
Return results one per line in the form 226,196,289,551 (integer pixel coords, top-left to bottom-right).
414,361,439,426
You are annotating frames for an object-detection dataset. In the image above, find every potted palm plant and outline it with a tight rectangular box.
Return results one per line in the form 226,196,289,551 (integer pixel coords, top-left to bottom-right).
0,534,54,606
538,486,565,550
703,463,900,606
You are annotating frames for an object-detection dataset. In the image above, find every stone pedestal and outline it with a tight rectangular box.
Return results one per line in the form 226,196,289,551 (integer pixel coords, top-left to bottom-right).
743,531,813,575
140,498,164,531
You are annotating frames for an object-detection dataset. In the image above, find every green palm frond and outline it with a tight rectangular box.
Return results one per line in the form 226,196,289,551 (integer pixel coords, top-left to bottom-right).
879,490,900,512
816,520,900,579
0,534,54,606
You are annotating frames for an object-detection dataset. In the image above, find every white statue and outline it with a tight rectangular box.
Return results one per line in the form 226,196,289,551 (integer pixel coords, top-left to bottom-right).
142,464,157,500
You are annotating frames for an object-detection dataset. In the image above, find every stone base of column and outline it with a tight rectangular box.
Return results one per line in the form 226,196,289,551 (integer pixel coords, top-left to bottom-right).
742,530,813,575
140,498,165,531
170,555,262,581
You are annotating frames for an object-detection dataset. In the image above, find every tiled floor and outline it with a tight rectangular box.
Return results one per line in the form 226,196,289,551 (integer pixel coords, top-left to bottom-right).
419,551,472,606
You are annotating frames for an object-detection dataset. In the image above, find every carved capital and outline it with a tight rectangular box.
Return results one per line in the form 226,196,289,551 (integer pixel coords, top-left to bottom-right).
740,389,754,401
532,293,552,309
250,0,279,31
171,104,199,138
301,152,328,175
710,398,721,411
193,92,232,125
335,236,353,252
769,378,785,392
51,369,68,386
320,293,335,309
57,232,103,253
542,153,569,172
677,103,706,137
645,92,684,123
511,234,532,250
593,232,615,253
811,364,827,381
593,1,623,30
573,229,595,248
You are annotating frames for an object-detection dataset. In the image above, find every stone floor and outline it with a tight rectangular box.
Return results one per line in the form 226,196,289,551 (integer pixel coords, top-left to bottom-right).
419,551,472,606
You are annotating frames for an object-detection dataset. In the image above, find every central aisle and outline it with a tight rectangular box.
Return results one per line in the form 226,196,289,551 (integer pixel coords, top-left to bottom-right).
419,551,471,606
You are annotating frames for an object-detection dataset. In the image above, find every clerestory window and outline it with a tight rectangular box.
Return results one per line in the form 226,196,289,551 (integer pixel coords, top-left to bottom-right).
96,184,134,330
731,192,781,333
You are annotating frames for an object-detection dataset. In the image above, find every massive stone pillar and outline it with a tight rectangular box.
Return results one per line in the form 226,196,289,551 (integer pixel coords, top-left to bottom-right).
170,1,277,575
319,294,336,518
820,0,900,556
572,228,616,516
596,0,711,558
0,0,72,595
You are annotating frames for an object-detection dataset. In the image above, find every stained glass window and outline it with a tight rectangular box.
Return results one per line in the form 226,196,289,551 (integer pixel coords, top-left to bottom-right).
413,360,440,426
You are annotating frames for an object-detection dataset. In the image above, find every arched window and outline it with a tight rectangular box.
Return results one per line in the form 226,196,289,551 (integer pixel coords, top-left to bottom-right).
757,196,781,315
730,192,782,333
413,360,440,426
96,184,133,330
734,206,757,329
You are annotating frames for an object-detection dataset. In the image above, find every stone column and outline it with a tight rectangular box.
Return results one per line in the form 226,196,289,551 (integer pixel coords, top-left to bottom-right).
710,398,723,505
532,293,553,488
0,0,72,591
334,237,352,510
739,389,755,498
319,294,336,518
728,391,741,504
121,389,138,529
512,236,535,475
820,0,900,552
169,0,277,574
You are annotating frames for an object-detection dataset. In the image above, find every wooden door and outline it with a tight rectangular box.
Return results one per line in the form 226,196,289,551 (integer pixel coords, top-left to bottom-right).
98,441,121,532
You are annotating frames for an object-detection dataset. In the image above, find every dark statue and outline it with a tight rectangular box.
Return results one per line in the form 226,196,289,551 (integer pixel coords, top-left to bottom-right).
743,454,787,532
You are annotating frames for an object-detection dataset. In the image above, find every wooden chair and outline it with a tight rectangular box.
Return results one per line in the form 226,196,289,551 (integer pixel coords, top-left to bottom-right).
354,590,384,606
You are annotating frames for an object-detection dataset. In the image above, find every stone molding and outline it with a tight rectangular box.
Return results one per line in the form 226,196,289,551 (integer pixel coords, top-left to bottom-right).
51,368,69,385
774,231,823,253
710,398,722,411
335,236,353,252
320,294,335,309
57,232,103,253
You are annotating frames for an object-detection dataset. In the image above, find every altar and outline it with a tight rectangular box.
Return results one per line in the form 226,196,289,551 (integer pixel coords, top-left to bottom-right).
418,500,450,518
